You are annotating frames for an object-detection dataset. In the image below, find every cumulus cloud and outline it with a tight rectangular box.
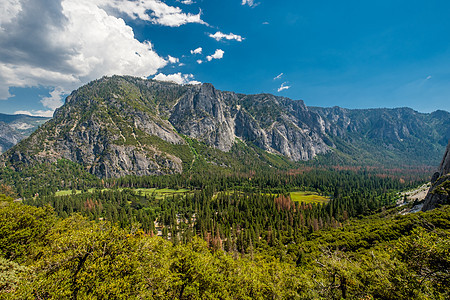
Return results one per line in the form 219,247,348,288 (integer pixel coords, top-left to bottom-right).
168,55,179,64
426,75,432,80
190,47,202,54
277,82,290,92
0,0,213,115
209,31,244,42
206,49,224,61
97,0,207,27
274,73,283,80
14,85,66,117
1,0,23,26
14,85,67,117
14,109,55,118
262,21,269,25
153,72,200,85
241,0,259,8
179,0,194,4
41,87,66,111
197,59,203,64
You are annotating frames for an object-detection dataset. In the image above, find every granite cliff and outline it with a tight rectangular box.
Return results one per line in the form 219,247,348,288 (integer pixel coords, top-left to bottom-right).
422,141,450,211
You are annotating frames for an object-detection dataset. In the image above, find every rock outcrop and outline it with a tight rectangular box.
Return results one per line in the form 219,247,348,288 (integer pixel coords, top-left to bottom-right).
422,140,450,211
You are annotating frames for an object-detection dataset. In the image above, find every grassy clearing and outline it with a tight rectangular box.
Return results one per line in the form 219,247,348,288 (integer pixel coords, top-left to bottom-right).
55,188,99,196
289,191,329,204
212,190,247,200
134,188,191,199
55,188,191,199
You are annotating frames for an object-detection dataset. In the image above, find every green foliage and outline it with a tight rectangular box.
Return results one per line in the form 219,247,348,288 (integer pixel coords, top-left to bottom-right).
433,177,450,196
0,199,449,299
0,257,28,295
395,227,450,297
10,214,300,299
0,198,56,262
0,159,100,198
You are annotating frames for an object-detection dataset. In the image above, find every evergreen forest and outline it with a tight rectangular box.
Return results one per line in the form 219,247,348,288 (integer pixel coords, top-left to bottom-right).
1,166,449,299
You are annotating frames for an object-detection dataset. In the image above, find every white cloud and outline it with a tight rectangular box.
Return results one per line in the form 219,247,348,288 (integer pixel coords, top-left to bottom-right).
262,21,269,25
179,0,194,4
206,49,224,61
0,0,178,115
153,72,200,85
241,0,259,8
0,63,78,100
426,75,432,80
277,82,290,92
168,55,179,64
190,47,202,54
274,73,283,80
209,31,244,42
40,87,66,111
0,0,22,27
98,0,207,27
196,59,203,64
14,109,55,117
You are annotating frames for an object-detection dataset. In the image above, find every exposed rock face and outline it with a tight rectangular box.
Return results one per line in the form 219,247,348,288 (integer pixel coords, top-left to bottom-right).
0,122,22,153
439,141,450,176
0,114,50,153
170,83,237,151
422,140,450,211
1,75,449,178
169,83,331,160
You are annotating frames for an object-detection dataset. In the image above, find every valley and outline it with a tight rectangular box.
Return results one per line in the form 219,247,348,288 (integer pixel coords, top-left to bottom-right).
0,77,448,299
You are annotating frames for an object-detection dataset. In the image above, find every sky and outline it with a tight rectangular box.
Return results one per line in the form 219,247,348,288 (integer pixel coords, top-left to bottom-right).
1,0,449,117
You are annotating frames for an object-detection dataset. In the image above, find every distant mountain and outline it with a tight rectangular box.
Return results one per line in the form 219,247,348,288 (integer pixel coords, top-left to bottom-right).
0,113,50,153
310,106,450,166
0,76,448,178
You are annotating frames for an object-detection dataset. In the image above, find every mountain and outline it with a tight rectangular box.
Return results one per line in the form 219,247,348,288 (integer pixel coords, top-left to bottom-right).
0,113,50,153
310,106,450,166
0,75,448,178
422,140,450,211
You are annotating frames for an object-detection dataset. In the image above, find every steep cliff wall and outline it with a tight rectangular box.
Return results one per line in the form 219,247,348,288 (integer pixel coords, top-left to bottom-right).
422,140,450,211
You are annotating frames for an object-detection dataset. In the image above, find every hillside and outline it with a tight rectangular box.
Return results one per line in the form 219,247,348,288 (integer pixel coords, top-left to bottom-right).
0,76,448,179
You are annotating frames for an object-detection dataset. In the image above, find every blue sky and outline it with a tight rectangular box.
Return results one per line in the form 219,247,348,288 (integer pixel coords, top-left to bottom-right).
1,0,449,116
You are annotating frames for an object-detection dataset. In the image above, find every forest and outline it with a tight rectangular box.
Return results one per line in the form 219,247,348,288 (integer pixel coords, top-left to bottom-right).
1,166,449,299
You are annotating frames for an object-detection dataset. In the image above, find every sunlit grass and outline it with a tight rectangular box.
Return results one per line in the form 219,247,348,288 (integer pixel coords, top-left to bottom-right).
55,187,191,199
289,191,329,204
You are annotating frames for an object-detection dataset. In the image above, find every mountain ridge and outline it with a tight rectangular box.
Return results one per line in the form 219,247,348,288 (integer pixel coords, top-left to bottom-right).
1,75,448,178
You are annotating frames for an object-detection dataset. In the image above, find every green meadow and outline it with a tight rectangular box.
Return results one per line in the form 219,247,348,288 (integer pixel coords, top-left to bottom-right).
289,191,329,204
55,188,191,199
